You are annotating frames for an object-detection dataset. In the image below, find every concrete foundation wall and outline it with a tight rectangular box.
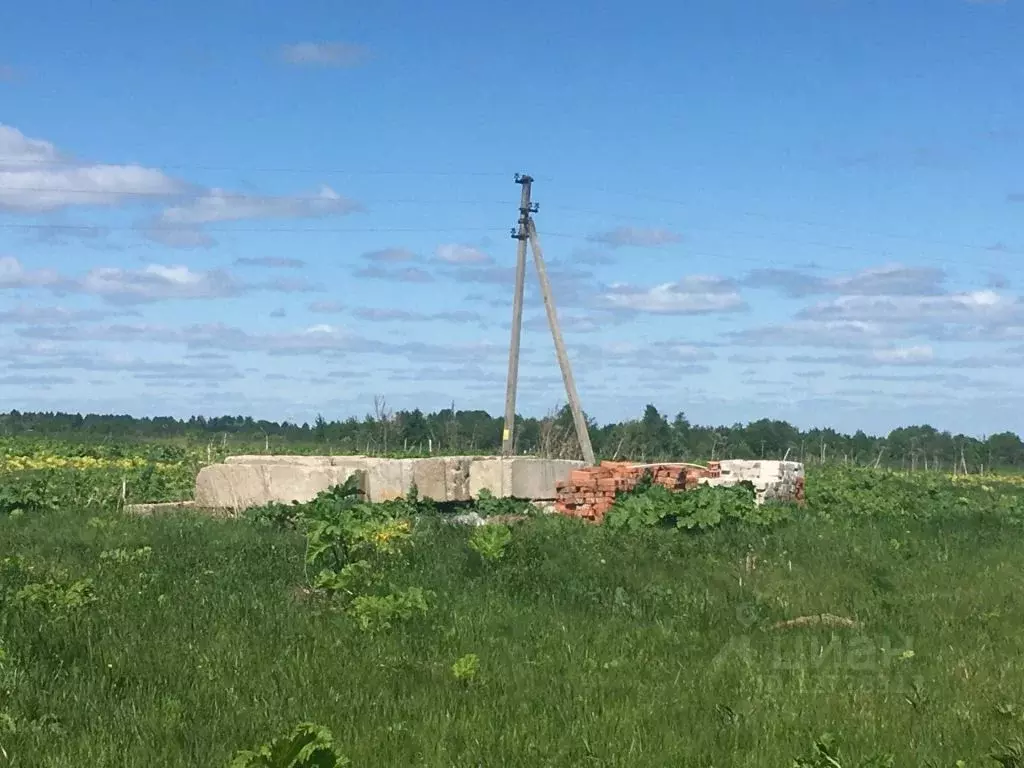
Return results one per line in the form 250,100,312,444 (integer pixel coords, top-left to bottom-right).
194,455,584,510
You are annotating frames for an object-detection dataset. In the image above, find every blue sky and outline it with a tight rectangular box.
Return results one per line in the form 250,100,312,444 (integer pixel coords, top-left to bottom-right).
1,0,1022,436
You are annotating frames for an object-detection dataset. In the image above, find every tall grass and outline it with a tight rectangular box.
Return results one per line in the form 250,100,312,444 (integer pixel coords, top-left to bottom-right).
4,493,1024,766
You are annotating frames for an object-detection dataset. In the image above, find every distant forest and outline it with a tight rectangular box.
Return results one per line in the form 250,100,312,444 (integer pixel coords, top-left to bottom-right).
2,405,1022,472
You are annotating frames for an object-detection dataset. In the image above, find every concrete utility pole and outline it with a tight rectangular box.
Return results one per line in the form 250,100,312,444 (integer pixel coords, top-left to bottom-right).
501,174,533,456
500,174,596,466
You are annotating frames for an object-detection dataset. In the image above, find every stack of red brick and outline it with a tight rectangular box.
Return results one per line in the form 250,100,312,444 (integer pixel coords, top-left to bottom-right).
554,461,723,523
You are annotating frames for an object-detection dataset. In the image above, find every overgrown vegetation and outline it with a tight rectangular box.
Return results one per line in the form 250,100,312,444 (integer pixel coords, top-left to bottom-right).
4,439,1024,765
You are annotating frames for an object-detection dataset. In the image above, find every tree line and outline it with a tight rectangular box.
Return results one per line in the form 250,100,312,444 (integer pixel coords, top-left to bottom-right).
2,404,1021,472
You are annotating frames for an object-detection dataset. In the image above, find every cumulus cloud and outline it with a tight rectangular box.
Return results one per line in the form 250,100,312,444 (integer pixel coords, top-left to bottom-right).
354,264,434,283
0,373,74,388
14,321,507,364
571,248,615,265
869,345,936,365
445,264,514,285
587,226,682,248
600,276,745,314
363,248,417,263
279,42,369,67
787,345,1024,370
1,257,313,304
74,264,240,304
798,289,1022,326
352,307,486,325
8,347,242,382
234,256,306,269
435,244,492,264
159,186,359,225
0,304,132,324
730,319,891,348
734,261,1024,349
0,124,183,212
523,311,626,334
309,300,345,314
257,276,319,294
147,185,362,247
574,339,715,369
0,256,60,288
746,264,946,298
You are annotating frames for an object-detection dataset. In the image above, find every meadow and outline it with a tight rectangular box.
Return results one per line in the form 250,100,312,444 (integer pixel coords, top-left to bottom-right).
4,438,1024,766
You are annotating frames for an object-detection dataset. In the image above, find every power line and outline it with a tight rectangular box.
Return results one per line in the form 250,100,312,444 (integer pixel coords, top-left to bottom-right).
0,222,509,235
2,221,1016,286
0,159,533,178
0,185,515,204
554,189,1021,257
0,184,1014,259
539,205,1024,269
537,230,1017,286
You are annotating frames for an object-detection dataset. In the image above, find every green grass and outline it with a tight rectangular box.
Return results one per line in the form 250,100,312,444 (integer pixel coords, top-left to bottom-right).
4,477,1024,765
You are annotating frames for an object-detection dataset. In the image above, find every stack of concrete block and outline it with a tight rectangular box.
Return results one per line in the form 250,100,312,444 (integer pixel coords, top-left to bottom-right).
703,460,806,504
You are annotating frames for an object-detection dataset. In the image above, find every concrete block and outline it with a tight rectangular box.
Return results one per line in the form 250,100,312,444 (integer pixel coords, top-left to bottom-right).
407,457,446,501
194,462,364,509
444,457,473,502
362,458,415,503
468,457,510,497
509,457,583,499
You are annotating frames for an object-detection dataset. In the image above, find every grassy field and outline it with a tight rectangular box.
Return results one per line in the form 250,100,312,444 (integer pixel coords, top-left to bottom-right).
4,447,1024,765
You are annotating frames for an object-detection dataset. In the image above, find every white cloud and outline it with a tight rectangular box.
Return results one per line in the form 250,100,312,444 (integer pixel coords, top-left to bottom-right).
158,185,360,225
587,227,681,248
363,248,417,263
75,264,240,304
435,244,492,264
309,301,345,314
0,124,183,212
354,264,434,283
234,257,306,269
353,307,485,324
279,42,369,67
601,276,745,314
148,185,362,247
0,256,61,288
0,304,131,324
13,320,507,366
572,248,615,265
730,319,890,347
799,289,1021,325
576,340,714,368
0,374,74,388
870,345,935,364
747,264,946,298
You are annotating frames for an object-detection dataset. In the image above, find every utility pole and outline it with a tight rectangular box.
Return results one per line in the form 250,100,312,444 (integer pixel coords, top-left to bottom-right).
500,173,596,466
526,218,596,465
501,174,532,456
